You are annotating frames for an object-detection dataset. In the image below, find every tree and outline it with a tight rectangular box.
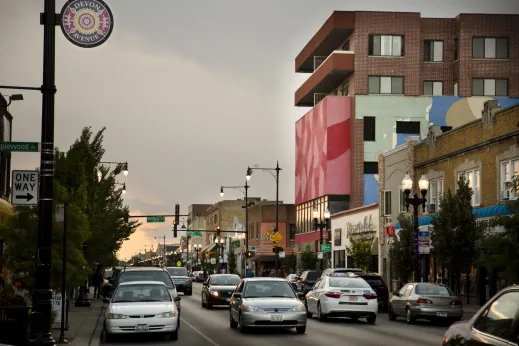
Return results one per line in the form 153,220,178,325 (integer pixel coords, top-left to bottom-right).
389,214,414,286
227,246,237,274
431,176,483,295
281,253,297,274
300,246,317,270
346,235,372,272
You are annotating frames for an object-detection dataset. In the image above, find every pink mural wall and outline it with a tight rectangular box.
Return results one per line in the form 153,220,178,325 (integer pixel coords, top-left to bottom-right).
295,97,351,205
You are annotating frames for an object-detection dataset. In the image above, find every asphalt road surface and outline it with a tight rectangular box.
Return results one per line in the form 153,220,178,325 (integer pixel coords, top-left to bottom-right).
101,282,450,346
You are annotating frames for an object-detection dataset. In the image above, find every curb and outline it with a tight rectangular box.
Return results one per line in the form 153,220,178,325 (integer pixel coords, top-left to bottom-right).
88,303,106,346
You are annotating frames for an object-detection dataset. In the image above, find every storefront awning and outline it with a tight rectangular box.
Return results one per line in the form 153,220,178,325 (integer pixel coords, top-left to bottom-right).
394,204,512,229
0,198,14,226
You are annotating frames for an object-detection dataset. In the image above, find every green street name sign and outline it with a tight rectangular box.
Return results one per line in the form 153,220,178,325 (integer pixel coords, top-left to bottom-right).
187,231,202,237
147,216,165,223
0,142,39,152
320,244,331,252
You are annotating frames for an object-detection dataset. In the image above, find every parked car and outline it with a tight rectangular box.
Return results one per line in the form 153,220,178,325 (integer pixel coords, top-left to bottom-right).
356,273,389,312
305,275,378,323
102,267,122,298
286,274,302,292
321,268,364,277
166,267,192,296
298,270,322,294
201,274,241,308
103,281,180,342
442,285,519,345
229,277,307,333
388,282,463,324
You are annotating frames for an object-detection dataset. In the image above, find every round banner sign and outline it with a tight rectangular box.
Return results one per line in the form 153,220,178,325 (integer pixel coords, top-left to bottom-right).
60,0,114,48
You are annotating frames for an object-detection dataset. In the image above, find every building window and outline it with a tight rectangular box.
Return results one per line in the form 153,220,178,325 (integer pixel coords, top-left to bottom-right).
364,162,378,174
500,158,519,200
437,178,443,211
396,121,420,134
368,35,404,57
289,224,296,239
454,81,458,96
424,81,443,96
399,189,406,212
384,191,391,216
342,40,350,51
424,40,444,62
427,178,443,213
341,82,349,96
454,38,458,61
364,116,376,141
457,169,481,206
472,78,508,96
472,37,509,59
368,76,404,94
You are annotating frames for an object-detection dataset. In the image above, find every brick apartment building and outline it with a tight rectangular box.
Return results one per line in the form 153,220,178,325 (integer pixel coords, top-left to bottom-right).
294,11,519,253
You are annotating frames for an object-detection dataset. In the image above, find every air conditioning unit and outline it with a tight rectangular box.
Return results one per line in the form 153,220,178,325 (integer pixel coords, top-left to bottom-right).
427,204,436,214
501,190,510,201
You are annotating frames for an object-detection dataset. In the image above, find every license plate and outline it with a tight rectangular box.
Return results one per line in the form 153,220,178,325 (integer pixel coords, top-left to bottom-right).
136,324,149,332
271,315,283,322
437,312,448,317
349,296,358,302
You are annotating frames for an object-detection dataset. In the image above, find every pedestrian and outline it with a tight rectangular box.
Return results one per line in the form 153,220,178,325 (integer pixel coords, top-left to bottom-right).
93,266,103,299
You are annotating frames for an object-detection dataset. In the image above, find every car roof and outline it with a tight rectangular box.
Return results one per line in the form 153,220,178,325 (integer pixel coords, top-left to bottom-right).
244,277,287,282
123,267,166,272
118,281,167,286
211,274,240,276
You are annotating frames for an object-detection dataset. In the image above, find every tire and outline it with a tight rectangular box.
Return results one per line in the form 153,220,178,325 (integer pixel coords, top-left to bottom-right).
388,305,397,321
229,310,238,328
366,315,376,324
238,313,248,333
170,328,178,341
406,308,416,324
296,326,306,334
305,300,312,318
317,302,327,322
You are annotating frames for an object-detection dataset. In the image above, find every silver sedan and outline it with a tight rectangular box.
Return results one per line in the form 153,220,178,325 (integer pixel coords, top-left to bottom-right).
229,277,307,334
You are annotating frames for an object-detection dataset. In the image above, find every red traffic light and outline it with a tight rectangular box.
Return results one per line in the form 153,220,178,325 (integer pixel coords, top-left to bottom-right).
216,225,221,231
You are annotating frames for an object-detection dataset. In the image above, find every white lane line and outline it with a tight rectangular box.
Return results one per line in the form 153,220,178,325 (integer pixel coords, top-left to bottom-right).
181,317,221,346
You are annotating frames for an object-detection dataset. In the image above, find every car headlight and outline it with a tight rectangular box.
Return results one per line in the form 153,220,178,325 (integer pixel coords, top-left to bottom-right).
210,290,219,297
289,304,306,312
156,311,177,318
108,313,127,319
242,305,263,313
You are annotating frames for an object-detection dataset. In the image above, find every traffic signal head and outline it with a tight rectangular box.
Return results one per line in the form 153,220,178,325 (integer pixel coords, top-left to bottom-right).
173,229,178,238
216,225,221,236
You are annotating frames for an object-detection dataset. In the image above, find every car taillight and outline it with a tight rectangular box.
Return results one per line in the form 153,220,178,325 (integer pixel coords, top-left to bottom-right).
450,299,462,307
416,298,433,304
363,293,377,299
324,292,342,298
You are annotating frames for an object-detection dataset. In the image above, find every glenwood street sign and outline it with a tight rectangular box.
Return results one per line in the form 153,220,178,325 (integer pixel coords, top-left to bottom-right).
60,0,114,48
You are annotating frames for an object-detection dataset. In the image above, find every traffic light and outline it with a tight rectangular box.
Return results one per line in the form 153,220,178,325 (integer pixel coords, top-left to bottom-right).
216,225,221,237
173,220,178,238
174,204,180,225
123,212,129,224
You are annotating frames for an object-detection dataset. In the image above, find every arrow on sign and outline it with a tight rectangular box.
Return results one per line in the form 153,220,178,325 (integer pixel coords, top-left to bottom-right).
15,193,34,202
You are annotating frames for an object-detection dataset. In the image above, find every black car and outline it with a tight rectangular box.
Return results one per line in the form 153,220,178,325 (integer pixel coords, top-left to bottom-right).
201,274,241,308
166,267,193,295
442,285,519,346
357,273,389,312
298,270,322,294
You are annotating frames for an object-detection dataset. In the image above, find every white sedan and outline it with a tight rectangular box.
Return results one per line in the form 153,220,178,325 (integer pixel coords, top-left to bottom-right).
103,281,181,342
304,275,378,324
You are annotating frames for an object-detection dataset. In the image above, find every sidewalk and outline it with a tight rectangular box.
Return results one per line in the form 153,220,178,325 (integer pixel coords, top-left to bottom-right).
51,291,105,346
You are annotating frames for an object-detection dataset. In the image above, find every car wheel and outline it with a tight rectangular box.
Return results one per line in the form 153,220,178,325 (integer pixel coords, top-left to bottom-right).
317,302,327,322
238,312,248,333
296,326,306,334
406,307,416,324
304,300,312,317
229,310,238,329
366,315,376,324
388,305,397,321
103,325,114,343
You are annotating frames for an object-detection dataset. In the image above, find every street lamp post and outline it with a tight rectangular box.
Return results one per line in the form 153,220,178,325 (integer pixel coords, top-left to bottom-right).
218,237,225,271
97,161,128,182
313,208,331,270
220,181,249,276
115,182,127,195
194,244,202,267
402,173,429,283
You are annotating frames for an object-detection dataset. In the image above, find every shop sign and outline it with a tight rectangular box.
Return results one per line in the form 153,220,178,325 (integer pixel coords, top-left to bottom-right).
347,215,374,235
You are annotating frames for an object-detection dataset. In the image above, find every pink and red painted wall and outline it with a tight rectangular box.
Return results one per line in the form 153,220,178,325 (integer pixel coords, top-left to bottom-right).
295,97,351,205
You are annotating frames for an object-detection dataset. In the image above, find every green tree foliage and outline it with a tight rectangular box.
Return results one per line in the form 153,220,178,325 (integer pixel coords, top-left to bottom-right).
389,214,414,285
227,246,237,274
2,127,139,291
431,176,482,292
300,246,317,270
281,253,297,274
346,235,372,272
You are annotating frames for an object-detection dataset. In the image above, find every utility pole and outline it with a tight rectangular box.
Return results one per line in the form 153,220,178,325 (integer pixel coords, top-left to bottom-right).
274,161,280,274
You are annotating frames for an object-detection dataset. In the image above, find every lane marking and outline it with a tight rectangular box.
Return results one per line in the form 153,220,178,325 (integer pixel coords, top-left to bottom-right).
181,317,221,346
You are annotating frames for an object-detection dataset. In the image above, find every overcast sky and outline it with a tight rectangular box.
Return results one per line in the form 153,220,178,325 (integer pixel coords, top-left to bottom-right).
1,0,516,260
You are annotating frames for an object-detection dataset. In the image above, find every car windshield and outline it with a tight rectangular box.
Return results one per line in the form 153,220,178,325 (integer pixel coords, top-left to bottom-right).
243,281,296,298
329,278,371,289
415,283,453,296
113,284,172,303
305,271,322,281
167,268,188,277
119,271,174,289
211,275,241,286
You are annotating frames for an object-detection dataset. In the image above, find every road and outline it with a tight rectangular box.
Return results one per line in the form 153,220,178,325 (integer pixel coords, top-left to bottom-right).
101,282,450,346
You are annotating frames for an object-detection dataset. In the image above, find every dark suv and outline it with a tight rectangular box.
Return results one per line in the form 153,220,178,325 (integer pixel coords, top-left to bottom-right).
298,270,323,294
357,273,389,312
166,267,192,295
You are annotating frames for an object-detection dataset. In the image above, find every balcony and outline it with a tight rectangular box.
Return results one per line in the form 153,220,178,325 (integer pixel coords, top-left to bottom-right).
295,11,355,73
295,51,354,107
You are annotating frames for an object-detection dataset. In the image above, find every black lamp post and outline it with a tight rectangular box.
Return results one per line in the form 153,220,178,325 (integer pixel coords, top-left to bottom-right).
246,162,282,274
97,161,128,182
402,173,429,283
313,208,331,270
194,244,202,267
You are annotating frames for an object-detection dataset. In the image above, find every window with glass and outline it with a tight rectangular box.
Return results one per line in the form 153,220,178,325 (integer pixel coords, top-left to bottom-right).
457,169,481,206
429,180,436,211
473,291,519,343
243,280,296,298
472,78,508,96
500,158,519,200
368,35,404,56
472,37,509,59
113,283,172,303
424,81,443,96
423,40,444,62
364,117,376,141
399,189,406,212
384,191,391,216
368,76,404,94
341,82,349,96
437,179,443,211
454,38,458,61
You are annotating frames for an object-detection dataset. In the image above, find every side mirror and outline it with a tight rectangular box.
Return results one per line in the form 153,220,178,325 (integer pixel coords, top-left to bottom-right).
173,296,181,302
103,298,110,304
297,292,305,300
233,292,242,299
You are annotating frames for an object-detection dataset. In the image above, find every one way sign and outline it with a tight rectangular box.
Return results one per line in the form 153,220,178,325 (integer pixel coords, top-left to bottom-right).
12,170,39,206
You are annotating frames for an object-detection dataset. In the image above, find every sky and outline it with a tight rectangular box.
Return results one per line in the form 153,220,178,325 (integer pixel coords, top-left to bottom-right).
0,0,516,260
